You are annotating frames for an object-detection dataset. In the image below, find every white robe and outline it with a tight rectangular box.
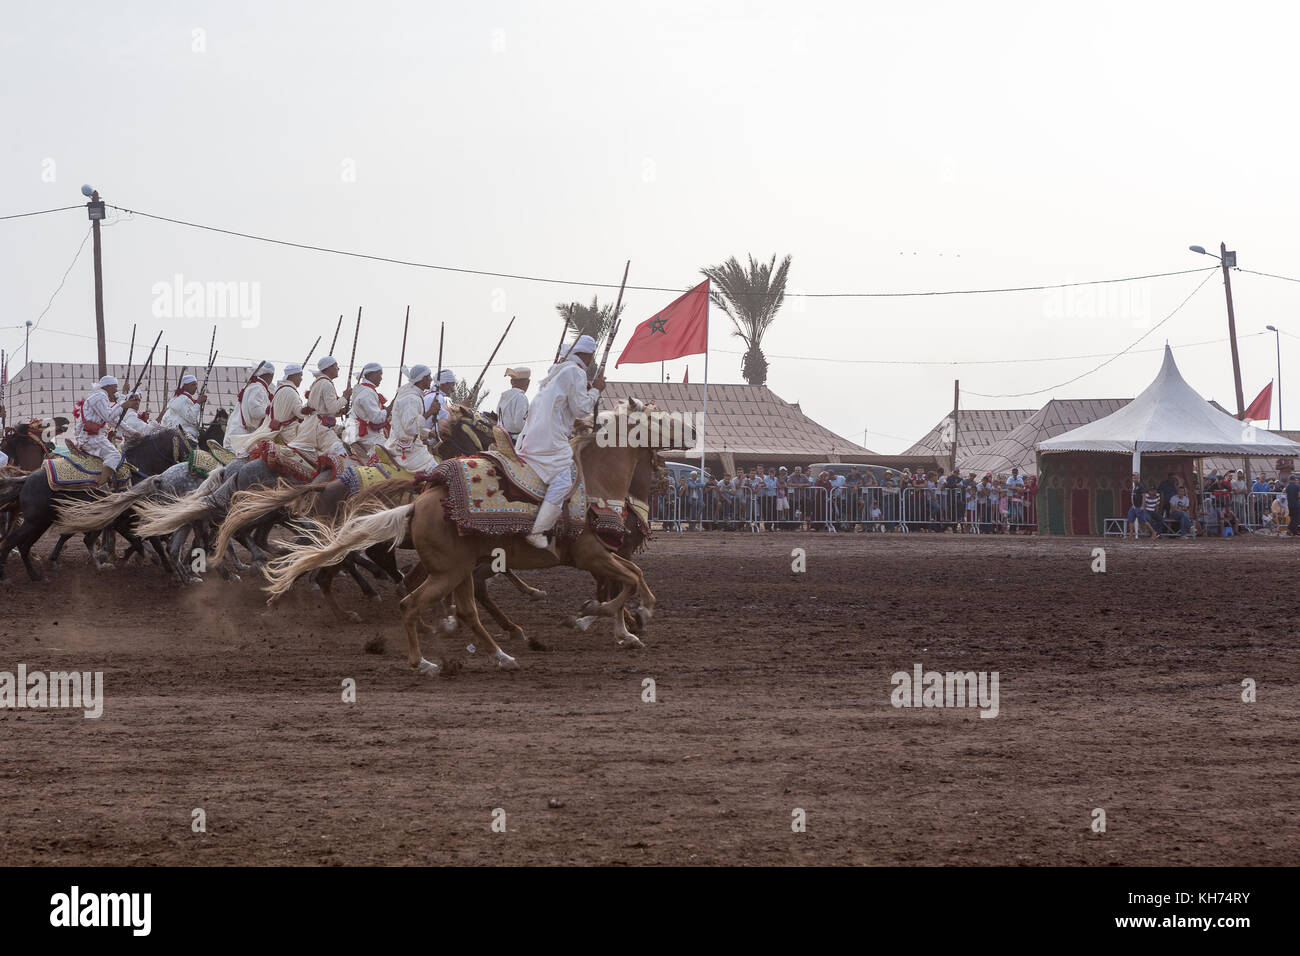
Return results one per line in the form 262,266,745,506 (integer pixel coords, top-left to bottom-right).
349,381,388,451
229,381,304,455
291,375,348,457
496,387,529,439
385,382,436,474
516,356,598,484
118,408,159,441
79,387,122,468
224,379,272,451
160,393,203,439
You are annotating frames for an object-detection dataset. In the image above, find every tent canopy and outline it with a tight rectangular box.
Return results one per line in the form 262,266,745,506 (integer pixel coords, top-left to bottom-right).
1037,346,1300,457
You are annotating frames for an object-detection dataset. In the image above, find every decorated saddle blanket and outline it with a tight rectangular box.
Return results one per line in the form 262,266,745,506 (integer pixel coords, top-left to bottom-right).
188,442,235,479
339,460,415,497
43,446,131,490
429,454,600,542
246,439,321,484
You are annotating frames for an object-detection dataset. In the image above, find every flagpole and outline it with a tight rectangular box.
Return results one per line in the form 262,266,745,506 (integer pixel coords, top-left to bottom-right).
699,282,709,480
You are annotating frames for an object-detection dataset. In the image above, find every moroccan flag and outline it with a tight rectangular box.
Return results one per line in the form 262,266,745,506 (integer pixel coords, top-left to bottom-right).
1244,381,1273,422
616,280,709,367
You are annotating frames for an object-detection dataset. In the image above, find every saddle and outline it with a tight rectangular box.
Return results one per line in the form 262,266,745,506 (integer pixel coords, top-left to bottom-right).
428,453,586,538
188,441,236,478
43,446,131,490
246,439,322,484
339,460,416,497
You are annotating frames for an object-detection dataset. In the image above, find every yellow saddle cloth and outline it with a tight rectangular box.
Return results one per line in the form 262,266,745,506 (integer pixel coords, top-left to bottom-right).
44,446,131,489
429,454,585,538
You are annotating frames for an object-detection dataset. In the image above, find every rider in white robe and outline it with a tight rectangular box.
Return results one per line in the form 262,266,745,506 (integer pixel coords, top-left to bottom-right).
229,364,306,455
160,374,207,440
385,365,436,474
223,361,274,451
516,336,605,548
291,356,351,458
117,391,160,441
496,367,531,443
79,375,122,485
349,362,389,455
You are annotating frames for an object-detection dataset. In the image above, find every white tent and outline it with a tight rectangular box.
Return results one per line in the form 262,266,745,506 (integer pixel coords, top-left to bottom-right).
1037,345,1300,469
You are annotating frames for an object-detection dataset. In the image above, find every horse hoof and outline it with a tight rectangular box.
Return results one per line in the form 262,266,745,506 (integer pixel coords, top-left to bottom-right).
368,593,381,602
526,636,550,652
573,616,595,632
528,589,547,601
438,616,458,635
416,657,440,678
617,635,646,649
492,649,519,670
578,599,599,616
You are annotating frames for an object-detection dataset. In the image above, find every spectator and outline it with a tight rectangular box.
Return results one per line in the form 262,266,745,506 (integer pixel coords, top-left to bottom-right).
1221,501,1240,536
1126,473,1152,539
1142,484,1163,539
1006,468,1026,534
1288,474,1300,536
775,466,791,526
1231,470,1248,518
1157,472,1177,517
1168,485,1195,537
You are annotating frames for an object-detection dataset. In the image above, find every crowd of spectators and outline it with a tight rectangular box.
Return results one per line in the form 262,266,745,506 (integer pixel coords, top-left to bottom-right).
653,464,1038,533
1126,467,1300,538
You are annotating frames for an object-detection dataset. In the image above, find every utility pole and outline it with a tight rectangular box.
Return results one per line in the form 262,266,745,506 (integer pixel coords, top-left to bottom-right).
1220,242,1245,418
949,379,960,475
83,185,108,376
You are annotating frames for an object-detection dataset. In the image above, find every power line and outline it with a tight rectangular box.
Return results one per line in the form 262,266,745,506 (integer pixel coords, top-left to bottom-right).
106,202,1215,299
0,204,84,222
963,270,1217,399
33,227,92,331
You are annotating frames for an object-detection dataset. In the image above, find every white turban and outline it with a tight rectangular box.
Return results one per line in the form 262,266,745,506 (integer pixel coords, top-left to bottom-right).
436,369,456,386
178,374,197,388
505,367,531,379
572,335,597,355
283,363,303,377
360,361,383,377
97,375,119,389
408,364,432,383
314,356,339,376
253,360,275,380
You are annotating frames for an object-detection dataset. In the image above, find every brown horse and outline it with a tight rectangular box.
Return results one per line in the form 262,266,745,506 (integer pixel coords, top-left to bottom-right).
263,409,686,676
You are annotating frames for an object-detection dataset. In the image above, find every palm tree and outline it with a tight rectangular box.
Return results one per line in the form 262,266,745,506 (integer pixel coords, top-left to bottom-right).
555,296,624,359
700,253,792,386
450,379,488,411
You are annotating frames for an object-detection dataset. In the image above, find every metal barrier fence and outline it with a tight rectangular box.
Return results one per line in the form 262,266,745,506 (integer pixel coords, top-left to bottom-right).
649,484,1039,532
1196,490,1294,535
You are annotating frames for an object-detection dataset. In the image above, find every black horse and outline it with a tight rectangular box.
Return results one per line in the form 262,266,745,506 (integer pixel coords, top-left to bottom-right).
0,421,222,581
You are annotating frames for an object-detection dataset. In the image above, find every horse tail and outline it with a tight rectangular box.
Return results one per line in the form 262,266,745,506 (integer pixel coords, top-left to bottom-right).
192,464,227,498
133,490,221,538
53,474,166,534
263,502,414,601
212,481,325,564
343,477,418,518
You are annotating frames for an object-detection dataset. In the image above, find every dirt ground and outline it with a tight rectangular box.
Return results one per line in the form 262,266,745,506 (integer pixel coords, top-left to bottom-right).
1,528,1296,866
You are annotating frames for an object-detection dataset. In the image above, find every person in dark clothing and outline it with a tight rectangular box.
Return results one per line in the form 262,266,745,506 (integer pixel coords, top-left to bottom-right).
1157,473,1178,519
1287,475,1300,536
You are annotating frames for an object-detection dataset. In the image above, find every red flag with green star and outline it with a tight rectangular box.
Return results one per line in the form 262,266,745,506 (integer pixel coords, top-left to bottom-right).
615,280,709,367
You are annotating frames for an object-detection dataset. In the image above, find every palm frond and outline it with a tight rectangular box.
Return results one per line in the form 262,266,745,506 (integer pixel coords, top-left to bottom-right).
699,253,792,385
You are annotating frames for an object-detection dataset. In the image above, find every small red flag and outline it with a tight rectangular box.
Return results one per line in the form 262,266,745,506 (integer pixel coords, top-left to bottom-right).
682,366,689,384
1244,381,1273,422
616,280,709,368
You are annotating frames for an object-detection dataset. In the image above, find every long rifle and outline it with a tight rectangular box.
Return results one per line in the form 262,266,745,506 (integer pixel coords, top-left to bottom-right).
470,315,515,400
113,331,164,427
197,349,220,428
302,335,321,370
124,323,137,388
553,315,570,363
397,306,410,385
328,313,344,356
343,306,361,411
590,260,631,414
437,321,445,378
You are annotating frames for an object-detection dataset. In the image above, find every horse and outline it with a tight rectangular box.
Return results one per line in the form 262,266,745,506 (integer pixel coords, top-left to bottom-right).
0,426,200,581
263,405,690,676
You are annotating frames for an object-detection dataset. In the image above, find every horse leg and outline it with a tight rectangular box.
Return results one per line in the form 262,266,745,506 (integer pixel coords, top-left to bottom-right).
472,563,534,649
572,547,644,648
48,533,74,567
453,576,518,670
317,562,361,624
15,518,54,582
342,555,381,601
505,569,546,601
399,570,464,675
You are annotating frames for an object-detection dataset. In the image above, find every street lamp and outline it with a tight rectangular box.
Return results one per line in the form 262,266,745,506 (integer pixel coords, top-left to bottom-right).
82,184,107,377
1267,324,1282,429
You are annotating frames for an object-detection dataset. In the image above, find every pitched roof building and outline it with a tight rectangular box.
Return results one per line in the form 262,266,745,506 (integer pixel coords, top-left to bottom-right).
961,399,1131,476
902,408,1036,462
602,381,875,474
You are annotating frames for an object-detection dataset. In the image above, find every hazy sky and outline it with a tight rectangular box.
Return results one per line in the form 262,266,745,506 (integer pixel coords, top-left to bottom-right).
4,1,1300,452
